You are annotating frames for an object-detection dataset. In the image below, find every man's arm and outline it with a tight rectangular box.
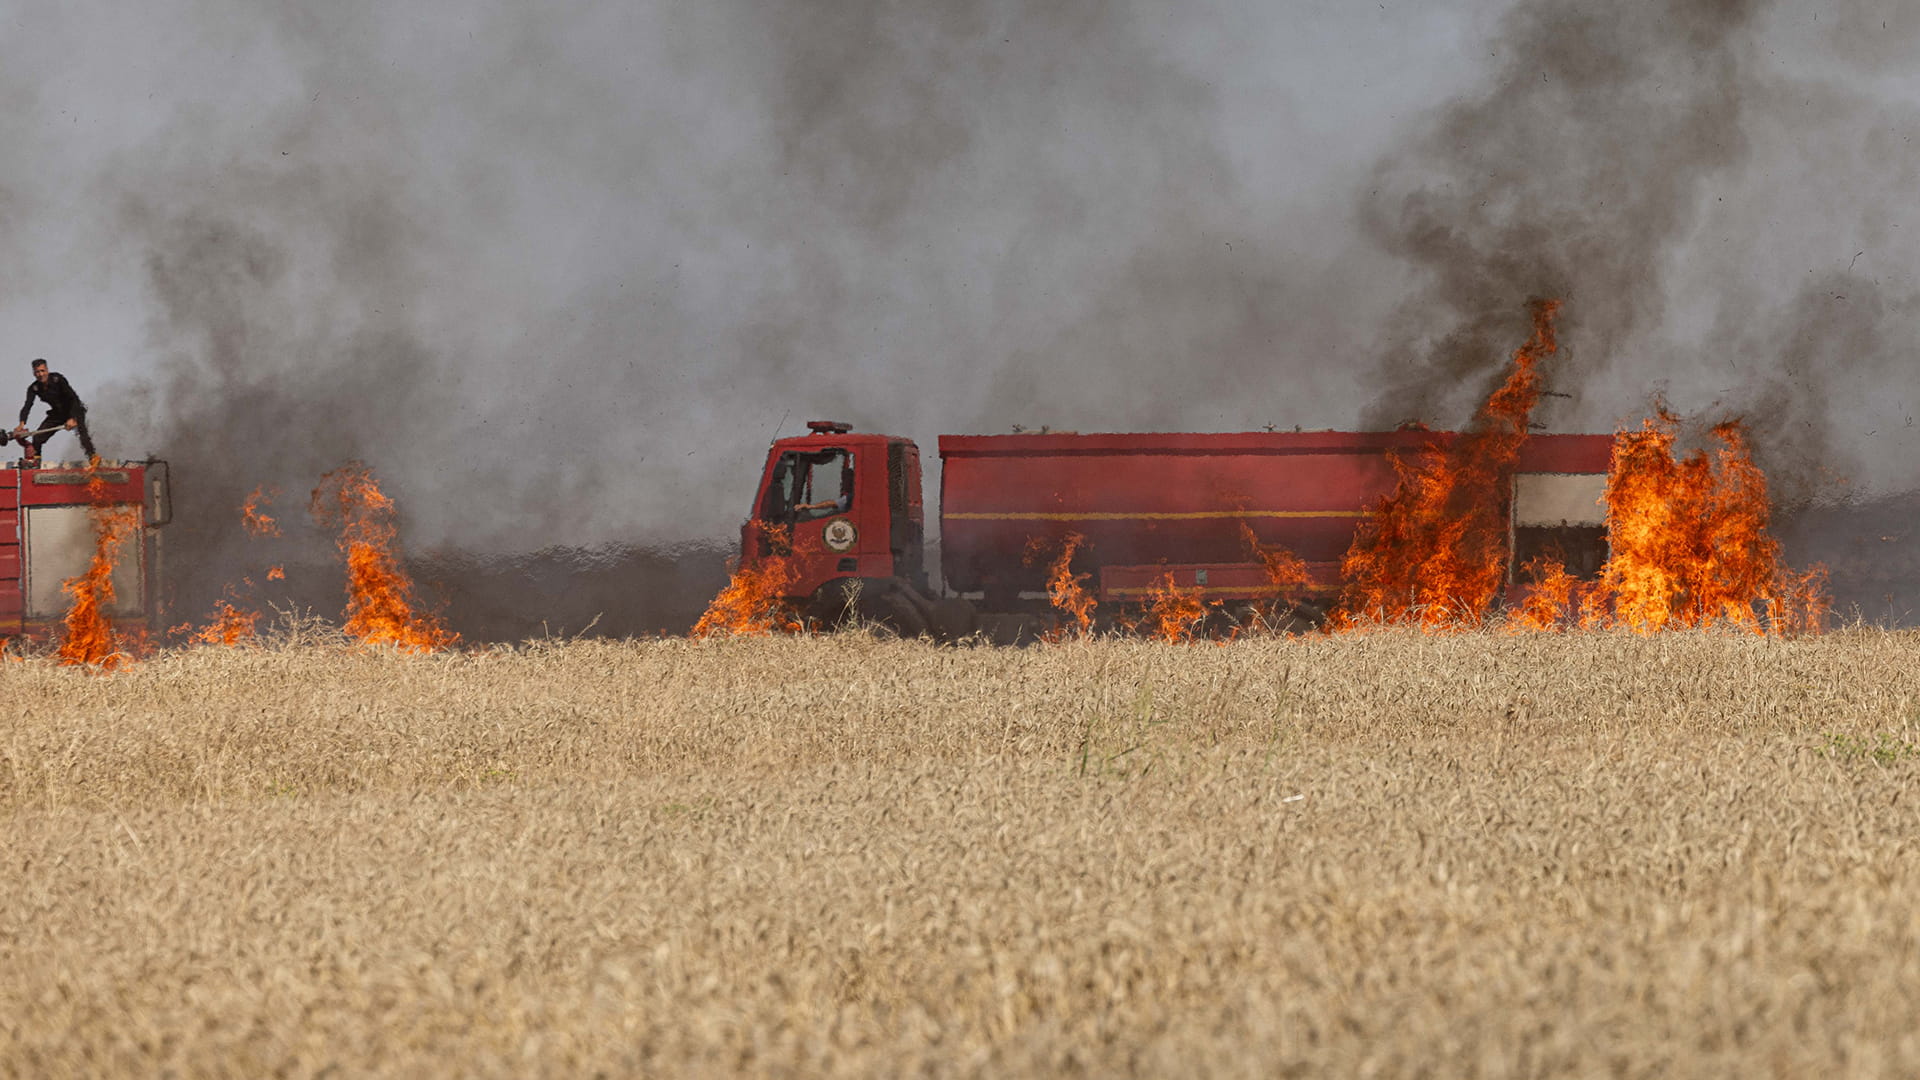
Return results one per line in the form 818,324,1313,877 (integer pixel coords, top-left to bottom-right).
18,383,34,426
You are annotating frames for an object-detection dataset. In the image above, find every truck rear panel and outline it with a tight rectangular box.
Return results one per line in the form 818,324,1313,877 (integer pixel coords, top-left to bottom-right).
0,460,168,637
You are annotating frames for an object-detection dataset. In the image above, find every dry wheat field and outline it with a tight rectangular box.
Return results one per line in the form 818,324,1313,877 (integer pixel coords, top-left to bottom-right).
5,629,1920,1077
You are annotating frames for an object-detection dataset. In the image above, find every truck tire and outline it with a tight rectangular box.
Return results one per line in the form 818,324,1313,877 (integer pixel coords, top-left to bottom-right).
806,578,928,638
805,578,866,630
925,596,978,643
1268,601,1328,636
862,580,928,639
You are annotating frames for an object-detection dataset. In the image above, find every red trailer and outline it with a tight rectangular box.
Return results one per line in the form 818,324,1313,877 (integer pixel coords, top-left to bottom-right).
0,459,171,639
940,430,1613,607
737,423,1610,639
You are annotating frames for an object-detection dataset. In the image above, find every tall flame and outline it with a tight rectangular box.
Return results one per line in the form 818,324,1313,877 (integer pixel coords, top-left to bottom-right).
1025,532,1096,638
310,464,458,652
693,523,802,637
1240,522,1310,615
1487,414,1828,635
1596,414,1826,634
1338,299,1560,627
57,470,139,669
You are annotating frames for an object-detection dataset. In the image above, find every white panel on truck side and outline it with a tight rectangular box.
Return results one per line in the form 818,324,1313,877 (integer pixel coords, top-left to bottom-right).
24,506,144,618
1512,473,1607,527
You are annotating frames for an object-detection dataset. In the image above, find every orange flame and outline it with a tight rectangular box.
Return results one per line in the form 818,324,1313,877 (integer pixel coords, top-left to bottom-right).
1773,564,1832,636
182,494,286,646
1025,532,1096,638
241,486,281,537
1338,299,1559,628
1242,522,1310,588
57,470,139,668
1138,571,1207,643
1597,414,1826,634
191,598,260,646
1238,522,1313,634
1325,301,1823,636
693,523,802,637
1507,554,1582,632
309,464,458,652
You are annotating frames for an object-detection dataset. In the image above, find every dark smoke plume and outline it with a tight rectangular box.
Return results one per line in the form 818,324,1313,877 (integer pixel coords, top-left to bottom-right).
117,177,447,627
1358,0,1765,429
1358,0,1920,529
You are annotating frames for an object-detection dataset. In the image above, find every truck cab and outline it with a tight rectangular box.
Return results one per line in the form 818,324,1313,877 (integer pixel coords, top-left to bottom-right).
741,421,925,608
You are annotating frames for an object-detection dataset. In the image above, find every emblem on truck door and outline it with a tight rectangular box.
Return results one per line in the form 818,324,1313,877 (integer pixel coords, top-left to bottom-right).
823,517,858,552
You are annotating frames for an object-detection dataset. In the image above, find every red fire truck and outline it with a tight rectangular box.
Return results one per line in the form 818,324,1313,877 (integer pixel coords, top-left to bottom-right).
738,421,1611,639
0,458,171,638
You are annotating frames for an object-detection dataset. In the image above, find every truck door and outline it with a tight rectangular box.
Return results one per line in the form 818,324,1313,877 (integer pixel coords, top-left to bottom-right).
756,446,858,596
887,441,925,592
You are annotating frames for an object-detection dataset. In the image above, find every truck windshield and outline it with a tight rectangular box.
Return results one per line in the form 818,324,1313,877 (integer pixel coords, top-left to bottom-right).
760,448,854,524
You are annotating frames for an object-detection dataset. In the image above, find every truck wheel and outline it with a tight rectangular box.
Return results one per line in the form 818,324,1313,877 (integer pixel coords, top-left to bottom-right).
925,596,977,643
861,581,928,639
1271,602,1328,635
805,578,866,630
808,578,938,639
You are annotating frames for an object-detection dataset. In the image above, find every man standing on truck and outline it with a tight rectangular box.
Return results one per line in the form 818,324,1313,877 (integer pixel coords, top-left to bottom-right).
12,358,96,465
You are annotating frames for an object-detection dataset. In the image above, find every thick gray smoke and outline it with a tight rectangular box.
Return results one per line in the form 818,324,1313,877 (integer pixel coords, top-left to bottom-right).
2,0,1917,630
1358,0,1764,427
45,2,1385,628
1358,0,1920,509
43,0,1410,628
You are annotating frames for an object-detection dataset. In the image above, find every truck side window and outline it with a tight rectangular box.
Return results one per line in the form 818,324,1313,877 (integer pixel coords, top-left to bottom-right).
760,449,853,523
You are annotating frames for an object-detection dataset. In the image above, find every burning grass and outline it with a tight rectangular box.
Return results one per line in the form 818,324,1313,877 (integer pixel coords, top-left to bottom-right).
1132,570,1208,642
189,597,261,646
3,629,1920,1076
1024,302,1821,640
1332,304,1826,635
310,464,458,653
1598,415,1828,633
1496,415,1829,635
693,522,801,637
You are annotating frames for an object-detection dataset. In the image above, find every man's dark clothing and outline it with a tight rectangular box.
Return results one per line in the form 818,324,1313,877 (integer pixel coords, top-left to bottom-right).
20,372,95,459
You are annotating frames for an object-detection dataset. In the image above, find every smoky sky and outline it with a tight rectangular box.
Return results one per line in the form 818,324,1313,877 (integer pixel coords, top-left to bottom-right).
1357,0,1920,505
1357,0,1766,427
2,0,1918,603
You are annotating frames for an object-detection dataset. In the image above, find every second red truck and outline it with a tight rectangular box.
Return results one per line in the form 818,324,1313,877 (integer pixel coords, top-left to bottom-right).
739,420,1612,639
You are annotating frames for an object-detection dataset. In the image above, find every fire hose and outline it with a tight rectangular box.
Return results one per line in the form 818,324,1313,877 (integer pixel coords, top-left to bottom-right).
6,422,76,448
